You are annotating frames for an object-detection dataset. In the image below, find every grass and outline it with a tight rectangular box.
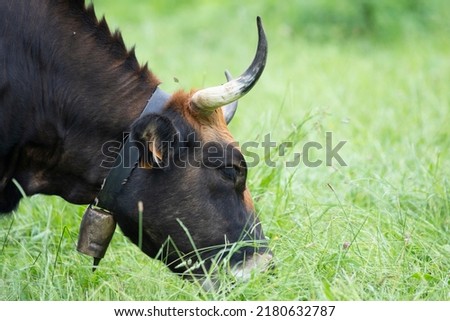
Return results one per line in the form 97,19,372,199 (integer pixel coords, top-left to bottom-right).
1,0,450,300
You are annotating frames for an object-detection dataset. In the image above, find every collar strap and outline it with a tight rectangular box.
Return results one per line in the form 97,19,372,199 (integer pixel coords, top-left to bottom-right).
94,87,170,211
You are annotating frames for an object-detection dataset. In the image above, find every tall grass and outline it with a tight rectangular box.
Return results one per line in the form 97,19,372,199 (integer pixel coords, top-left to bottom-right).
1,0,449,300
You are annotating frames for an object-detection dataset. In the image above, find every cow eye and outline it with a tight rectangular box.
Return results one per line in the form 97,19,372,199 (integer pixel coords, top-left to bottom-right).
220,164,245,183
220,166,238,181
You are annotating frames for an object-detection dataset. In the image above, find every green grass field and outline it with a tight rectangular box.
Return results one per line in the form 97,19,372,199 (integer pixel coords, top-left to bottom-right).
1,0,449,300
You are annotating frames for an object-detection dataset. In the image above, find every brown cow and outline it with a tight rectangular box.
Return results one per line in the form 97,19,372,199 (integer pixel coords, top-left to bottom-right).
0,0,272,289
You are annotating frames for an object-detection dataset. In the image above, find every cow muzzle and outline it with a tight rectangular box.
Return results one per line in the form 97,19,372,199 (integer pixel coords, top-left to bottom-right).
201,251,274,292
231,251,274,281
77,206,116,270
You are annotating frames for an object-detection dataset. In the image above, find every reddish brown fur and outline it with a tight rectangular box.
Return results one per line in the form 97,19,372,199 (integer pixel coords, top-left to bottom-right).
167,91,234,144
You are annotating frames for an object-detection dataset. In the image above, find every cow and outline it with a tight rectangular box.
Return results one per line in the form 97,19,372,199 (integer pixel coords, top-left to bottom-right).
0,0,272,289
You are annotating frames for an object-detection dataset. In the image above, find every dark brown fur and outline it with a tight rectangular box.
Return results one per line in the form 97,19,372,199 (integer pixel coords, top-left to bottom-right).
0,0,158,209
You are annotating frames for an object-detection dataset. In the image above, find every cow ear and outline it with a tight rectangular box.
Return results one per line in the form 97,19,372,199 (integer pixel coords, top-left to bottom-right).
131,114,179,168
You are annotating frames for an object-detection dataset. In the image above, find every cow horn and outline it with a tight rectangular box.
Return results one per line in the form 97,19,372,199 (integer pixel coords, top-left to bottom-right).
191,16,267,112
221,70,238,124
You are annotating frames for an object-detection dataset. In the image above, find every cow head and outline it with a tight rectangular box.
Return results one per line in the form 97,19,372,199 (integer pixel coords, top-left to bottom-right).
79,18,272,288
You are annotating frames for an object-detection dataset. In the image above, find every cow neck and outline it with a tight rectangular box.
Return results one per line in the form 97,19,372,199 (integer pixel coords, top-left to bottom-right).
93,87,170,212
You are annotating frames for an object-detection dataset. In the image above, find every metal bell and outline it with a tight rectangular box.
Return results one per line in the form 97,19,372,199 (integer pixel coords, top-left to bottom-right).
77,206,116,269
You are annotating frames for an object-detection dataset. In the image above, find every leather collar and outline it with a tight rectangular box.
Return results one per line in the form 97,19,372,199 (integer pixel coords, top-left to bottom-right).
93,87,170,212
